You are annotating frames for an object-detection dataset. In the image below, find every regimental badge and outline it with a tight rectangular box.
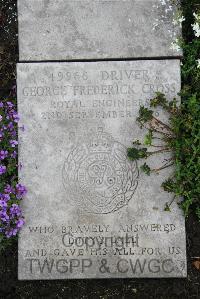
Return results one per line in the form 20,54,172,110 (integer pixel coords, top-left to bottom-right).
62,127,139,214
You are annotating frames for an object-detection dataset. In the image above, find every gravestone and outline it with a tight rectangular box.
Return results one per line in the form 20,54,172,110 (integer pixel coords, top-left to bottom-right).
17,60,186,279
18,0,182,61
17,0,187,280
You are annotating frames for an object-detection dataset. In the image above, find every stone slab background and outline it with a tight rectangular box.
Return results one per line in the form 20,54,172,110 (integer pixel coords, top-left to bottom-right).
18,0,182,61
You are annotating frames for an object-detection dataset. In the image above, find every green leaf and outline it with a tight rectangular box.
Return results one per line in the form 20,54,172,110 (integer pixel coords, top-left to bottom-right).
127,147,148,160
137,106,153,126
164,203,171,212
140,163,151,175
150,92,167,108
144,130,153,146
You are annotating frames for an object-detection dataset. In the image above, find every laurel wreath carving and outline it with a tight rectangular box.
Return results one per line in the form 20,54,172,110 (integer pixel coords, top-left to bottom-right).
62,133,139,214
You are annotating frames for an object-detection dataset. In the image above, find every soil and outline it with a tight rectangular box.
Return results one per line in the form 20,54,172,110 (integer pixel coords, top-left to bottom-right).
0,1,200,298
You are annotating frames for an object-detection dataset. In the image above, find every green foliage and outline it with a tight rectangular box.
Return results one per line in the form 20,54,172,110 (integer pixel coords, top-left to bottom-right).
136,106,154,128
144,130,153,146
181,39,200,95
128,93,200,220
127,147,148,160
162,178,176,193
140,163,151,176
175,94,200,216
164,203,171,212
150,92,168,109
196,207,200,219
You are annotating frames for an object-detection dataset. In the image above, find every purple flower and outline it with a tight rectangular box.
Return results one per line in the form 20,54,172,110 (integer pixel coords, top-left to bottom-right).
10,140,18,147
16,218,25,228
0,199,8,208
10,130,17,137
0,98,26,239
0,150,8,160
12,112,20,123
6,101,14,108
16,184,27,199
7,122,14,130
10,151,17,159
5,228,18,238
0,210,9,222
0,165,6,175
4,184,15,194
9,204,22,217
2,194,10,202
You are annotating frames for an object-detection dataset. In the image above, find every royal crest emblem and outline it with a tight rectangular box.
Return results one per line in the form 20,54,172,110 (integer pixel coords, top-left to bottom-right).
62,128,139,214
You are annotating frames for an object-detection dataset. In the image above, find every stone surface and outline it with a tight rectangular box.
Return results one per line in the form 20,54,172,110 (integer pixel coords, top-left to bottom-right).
17,60,186,280
18,0,182,61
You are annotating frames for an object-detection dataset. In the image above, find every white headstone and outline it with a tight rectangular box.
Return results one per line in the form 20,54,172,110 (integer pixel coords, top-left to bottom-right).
17,60,186,279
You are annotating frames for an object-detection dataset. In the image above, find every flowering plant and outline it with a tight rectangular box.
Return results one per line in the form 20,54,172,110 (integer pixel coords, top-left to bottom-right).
192,12,200,38
170,8,200,67
0,98,26,247
128,3,200,220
